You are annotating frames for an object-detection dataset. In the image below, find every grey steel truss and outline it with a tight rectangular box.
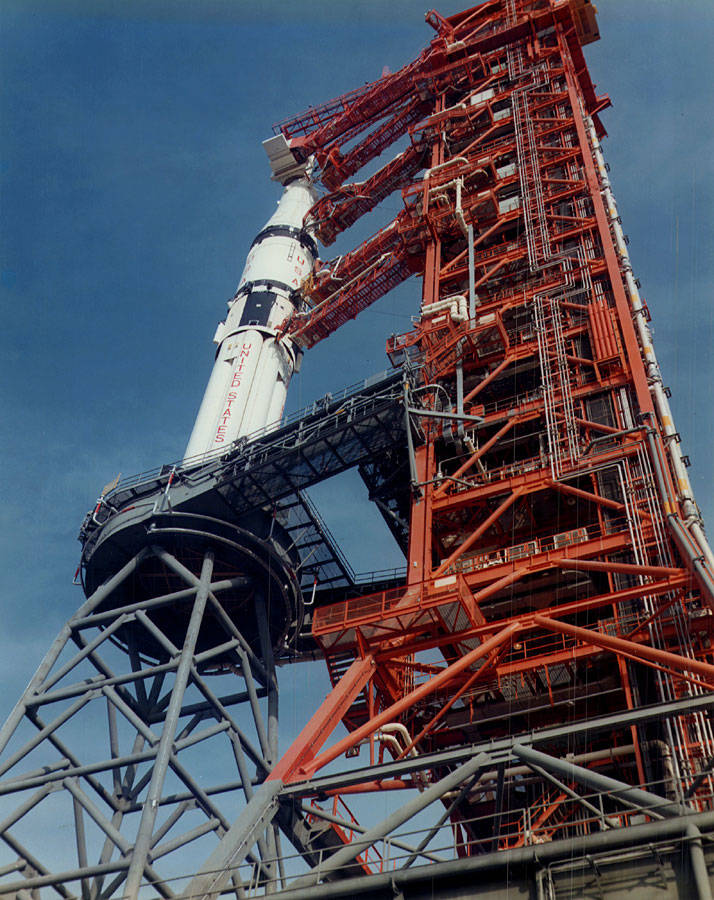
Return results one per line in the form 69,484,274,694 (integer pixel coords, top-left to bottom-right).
0,545,286,898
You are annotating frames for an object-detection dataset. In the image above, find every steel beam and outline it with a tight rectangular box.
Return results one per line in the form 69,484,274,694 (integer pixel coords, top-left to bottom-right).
257,811,714,900
123,550,215,898
0,549,150,756
511,744,689,818
303,623,519,777
270,655,375,783
179,779,284,900
289,752,490,889
534,614,714,683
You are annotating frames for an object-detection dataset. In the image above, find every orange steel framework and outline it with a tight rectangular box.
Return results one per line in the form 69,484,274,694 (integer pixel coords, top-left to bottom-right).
268,0,714,854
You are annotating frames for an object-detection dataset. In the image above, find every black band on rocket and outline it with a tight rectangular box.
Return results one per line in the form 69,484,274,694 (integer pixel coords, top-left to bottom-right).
250,224,318,259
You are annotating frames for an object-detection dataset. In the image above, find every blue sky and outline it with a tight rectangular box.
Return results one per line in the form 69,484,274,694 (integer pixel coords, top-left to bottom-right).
1,0,712,732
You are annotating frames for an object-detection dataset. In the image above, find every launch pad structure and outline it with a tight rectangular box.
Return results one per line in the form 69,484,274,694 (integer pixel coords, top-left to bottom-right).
2,1,714,898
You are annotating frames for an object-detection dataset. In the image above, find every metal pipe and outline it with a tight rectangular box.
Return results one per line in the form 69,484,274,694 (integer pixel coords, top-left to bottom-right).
533,614,714,685
151,817,221,860
0,860,130,896
255,591,279,768
0,549,149,754
455,346,465,438
467,222,476,320
28,659,176,708
74,576,247,628
407,406,484,424
64,778,130,854
403,383,420,496
280,696,714,802
0,722,229,797
299,803,443,864
402,771,479,867
463,744,637,796
148,686,264,724
188,664,268,772
435,489,522,574
690,520,714,578
585,116,699,522
423,157,469,178
152,545,268,683
524,761,618,830
644,425,714,602
686,824,714,900
668,514,714,605
1,697,94,784
0,786,51,833
304,625,519,776
41,613,130,693
181,779,283,900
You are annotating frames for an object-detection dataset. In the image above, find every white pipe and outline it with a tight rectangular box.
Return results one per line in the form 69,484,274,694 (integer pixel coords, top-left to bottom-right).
690,521,714,576
422,295,467,322
585,117,700,524
423,157,469,179
455,177,468,235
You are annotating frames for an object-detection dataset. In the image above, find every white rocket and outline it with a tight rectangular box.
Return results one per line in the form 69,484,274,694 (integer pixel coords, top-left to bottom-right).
184,143,318,462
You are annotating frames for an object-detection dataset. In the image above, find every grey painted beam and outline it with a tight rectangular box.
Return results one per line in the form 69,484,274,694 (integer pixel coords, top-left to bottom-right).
123,550,214,898
289,752,490,889
179,779,284,900
258,810,714,900
512,743,690,818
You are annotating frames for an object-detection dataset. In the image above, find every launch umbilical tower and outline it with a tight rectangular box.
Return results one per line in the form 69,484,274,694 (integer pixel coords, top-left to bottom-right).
2,2,714,898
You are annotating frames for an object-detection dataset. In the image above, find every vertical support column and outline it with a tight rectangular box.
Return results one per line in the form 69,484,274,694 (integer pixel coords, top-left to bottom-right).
255,593,279,768
467,223,476,322
408,443,434,585
123,551,215,899
686,824,714,900
255,590,280,893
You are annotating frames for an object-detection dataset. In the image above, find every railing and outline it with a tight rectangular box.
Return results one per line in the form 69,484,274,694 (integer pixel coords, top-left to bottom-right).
448,517,626,576
313,583,411,635
303,795,384,873
221,776,714,896
353,565,408,586
312,574,471,638
87,369,404,498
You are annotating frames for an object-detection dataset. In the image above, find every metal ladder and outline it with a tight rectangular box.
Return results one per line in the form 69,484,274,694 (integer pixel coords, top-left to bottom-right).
534,295,579,478
512,87,551,270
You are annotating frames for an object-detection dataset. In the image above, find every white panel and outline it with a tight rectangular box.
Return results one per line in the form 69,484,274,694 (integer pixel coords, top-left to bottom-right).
239,340,293,437
184,331,264,459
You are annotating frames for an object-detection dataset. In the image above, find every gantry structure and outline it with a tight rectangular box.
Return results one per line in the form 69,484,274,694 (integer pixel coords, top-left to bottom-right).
2,2,714,898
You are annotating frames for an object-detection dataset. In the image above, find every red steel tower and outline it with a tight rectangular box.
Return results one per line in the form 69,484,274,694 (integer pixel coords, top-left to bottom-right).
269,0,714,887
1,2,713,897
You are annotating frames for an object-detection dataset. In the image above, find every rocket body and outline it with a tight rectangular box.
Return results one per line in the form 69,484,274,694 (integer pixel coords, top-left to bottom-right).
184,178,318,461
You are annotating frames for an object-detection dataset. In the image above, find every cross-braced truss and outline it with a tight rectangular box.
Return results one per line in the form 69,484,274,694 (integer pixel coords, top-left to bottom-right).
0,547,284,898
